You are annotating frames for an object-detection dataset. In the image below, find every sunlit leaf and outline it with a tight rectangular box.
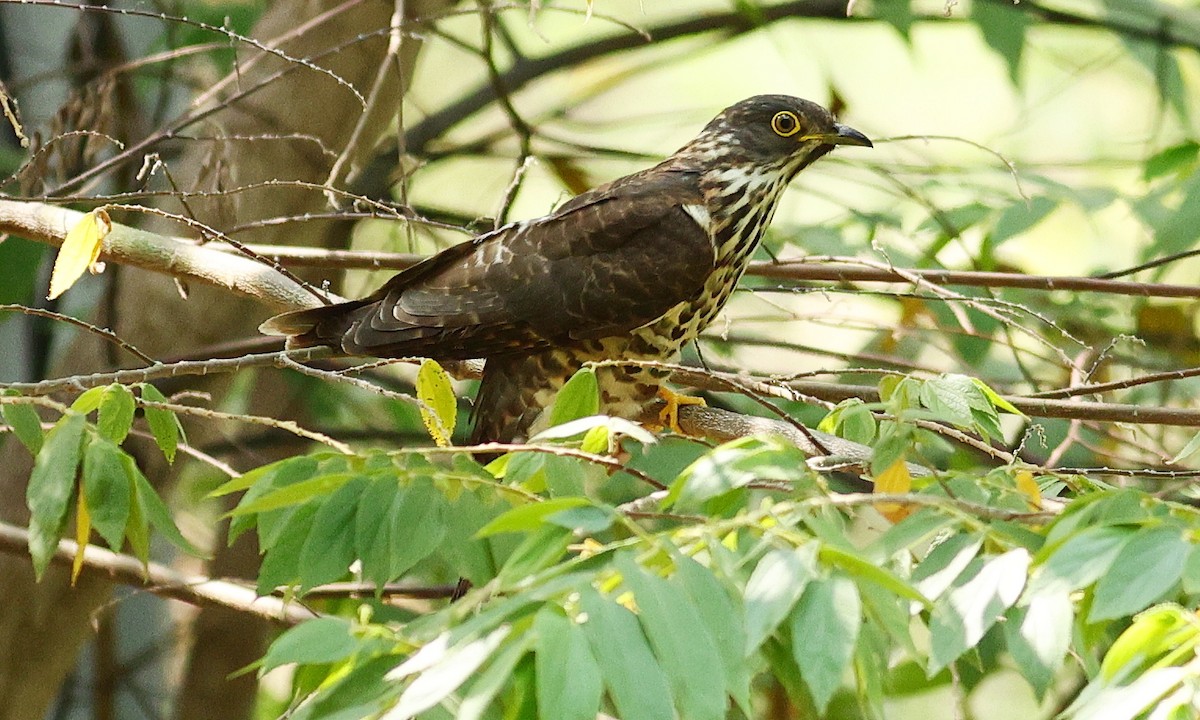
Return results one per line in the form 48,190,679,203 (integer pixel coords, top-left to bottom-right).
71,487,90,584
384,625,510,719
96,384,136,444
1006,589,1072,698
1100,604,1199,680
416,359,456,447
47,208,111,300
929,548,1030,673
873,456,913,523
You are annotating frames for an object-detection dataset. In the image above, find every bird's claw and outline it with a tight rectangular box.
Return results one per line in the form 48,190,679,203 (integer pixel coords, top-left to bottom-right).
656,387,706,435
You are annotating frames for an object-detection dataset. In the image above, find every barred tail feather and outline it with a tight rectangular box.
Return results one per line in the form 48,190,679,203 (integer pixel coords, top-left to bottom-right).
258,302,368,350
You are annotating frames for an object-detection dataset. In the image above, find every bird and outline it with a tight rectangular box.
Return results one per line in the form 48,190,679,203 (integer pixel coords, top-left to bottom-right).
261,95,871,445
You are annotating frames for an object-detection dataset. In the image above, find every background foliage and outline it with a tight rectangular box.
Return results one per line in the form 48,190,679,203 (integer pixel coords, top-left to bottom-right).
3,0,1200,718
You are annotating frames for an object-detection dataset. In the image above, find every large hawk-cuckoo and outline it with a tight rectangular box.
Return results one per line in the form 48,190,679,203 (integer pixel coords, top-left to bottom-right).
261,95,871,443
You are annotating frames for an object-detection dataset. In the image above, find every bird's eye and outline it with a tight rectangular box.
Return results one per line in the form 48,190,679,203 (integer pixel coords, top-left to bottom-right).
771,111,801,137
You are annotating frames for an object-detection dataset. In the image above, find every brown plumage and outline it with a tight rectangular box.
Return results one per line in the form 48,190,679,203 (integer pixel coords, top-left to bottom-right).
261,95,871,443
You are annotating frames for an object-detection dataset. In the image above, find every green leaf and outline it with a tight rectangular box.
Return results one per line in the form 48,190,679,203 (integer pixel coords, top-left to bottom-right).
82,436,131,550
417,359,457,447
96,384,136,444
1100,604,1199,680
1168,430,1200,465
127,457,206,557
1090,527,1191,622
821,545,928,604
124,469,150,567
532,414,656,447
71,386,107,414
257,504,318,593
990,196,1057,245
262,617,357,672
389,480,447,578
971,378,1024,417
744,543,819,655
495,525,572,586
668,436,812,511
1005,589,1072,698
0,236,46,305
1029,525,1134,595
1144,141,1200,181
790,575,861,714
229,472,357,516
2,393,44,455
355,475,398,585
819,399,876,445
138,384,180,463
913,534,983,601
920,375,976,429
26,411,86,577
1182,545,1200,595
534,608,603,720
549,368,599,427
672,552,751,713
577,586,676,720
546,504,613,534
929,549,1030,673
298,476,366,589
972,0,1028,84
476,497,587,537
619,555,727,720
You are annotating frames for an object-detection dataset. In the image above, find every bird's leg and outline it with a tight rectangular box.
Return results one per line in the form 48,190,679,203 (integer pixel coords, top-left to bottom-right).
656,386,706,435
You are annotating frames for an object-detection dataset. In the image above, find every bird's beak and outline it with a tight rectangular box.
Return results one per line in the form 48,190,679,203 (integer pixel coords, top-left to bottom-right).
830,123,872,147
800,124,873,148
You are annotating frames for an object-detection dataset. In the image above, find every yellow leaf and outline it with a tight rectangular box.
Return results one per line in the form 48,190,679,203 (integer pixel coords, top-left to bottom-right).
72,489,91,586
417,359,456,447
874,456,913,523
1014,470,1042,509
48,208,111,300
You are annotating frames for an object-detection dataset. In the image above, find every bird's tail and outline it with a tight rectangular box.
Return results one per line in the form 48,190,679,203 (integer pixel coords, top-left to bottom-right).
259,301,369,350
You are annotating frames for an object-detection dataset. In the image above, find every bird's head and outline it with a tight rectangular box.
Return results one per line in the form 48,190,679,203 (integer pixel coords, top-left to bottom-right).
681,95,871,179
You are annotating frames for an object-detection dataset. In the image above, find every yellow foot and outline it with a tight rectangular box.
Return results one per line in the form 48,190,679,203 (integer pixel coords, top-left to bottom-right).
656,387,706,435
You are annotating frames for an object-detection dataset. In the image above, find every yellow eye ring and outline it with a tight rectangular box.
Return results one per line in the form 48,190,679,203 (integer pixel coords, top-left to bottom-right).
771,111,801,137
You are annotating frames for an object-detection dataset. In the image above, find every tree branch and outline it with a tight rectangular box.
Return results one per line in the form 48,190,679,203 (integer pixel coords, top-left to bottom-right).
0,199,340,310
0,520,318,627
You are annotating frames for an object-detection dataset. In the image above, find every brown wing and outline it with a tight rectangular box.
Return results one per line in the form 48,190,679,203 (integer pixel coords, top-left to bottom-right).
263,169,713,359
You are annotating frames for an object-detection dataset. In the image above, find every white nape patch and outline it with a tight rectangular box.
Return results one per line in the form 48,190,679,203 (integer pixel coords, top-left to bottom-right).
682,204,711,232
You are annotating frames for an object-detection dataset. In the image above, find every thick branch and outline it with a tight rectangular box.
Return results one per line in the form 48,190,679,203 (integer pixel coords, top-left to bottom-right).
0,200,340,310
0,520,317,626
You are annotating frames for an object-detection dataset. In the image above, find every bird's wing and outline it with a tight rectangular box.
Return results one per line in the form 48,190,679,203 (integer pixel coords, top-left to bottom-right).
340,170,714,357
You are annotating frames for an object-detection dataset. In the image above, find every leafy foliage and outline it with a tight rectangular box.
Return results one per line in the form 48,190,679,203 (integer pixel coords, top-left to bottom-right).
4,384,200,578
191,379,1200,718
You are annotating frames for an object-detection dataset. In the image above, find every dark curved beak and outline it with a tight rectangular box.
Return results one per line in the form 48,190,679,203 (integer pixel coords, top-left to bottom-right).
830,123,872,148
